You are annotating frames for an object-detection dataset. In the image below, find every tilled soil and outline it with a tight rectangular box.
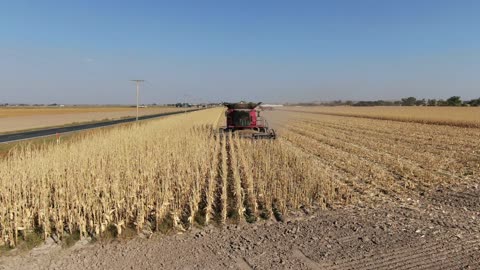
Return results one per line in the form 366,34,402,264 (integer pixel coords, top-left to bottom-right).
1,183,479,270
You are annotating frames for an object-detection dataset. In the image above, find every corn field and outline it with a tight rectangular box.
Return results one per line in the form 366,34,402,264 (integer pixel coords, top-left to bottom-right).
0,108,335,247
1,107,478,248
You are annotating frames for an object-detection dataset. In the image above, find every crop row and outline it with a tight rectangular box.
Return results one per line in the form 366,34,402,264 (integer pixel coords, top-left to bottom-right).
0,108,339,247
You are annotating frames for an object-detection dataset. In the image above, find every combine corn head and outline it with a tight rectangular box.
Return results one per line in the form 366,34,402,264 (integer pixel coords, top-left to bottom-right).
219,102,276,139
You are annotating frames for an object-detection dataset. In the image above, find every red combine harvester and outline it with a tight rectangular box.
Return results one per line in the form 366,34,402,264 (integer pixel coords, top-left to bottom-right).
220,102,276,139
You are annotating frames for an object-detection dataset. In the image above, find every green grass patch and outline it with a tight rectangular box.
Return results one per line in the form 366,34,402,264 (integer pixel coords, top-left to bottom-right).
62,231,81,248
16,231,45,252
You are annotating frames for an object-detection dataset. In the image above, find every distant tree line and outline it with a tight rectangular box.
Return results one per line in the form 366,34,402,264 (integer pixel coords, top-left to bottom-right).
297,96,480,107
397,96,479,107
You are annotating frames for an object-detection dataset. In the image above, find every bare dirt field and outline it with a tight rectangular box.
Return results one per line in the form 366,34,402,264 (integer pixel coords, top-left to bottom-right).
0,107,185,133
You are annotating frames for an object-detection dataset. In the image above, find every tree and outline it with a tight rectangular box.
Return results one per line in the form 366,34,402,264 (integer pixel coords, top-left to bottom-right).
415,99,426,106
446,96,462,106
427,99,437,106
467,98,480,107
401,97,417,106
437,99,448,106
474,98,480,106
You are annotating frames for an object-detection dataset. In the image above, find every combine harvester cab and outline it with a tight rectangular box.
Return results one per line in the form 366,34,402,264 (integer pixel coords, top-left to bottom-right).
220,102,276,139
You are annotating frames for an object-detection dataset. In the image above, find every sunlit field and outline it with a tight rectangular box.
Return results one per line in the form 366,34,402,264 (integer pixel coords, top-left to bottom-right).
0,107,135,118
1,106,478,249
0,106,188,133
280,106,480,127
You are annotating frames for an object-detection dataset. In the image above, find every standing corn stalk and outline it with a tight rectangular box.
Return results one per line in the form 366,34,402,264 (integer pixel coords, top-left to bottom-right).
205,134,220,224
220,133,229,224
234,137,258,221
228,133,245,221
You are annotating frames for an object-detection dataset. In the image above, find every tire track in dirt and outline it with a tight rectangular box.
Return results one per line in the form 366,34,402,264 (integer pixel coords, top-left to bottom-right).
317,238,480,270
235,257,253,270
292,248,325,269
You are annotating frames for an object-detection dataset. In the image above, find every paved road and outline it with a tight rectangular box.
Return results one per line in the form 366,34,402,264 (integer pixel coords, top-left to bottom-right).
0,109,199,143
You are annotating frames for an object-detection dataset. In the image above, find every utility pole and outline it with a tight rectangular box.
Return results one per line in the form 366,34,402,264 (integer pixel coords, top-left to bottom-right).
130,80,144,121
184,93,189,114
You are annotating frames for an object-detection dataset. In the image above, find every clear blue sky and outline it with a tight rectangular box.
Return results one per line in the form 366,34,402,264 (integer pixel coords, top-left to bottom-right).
1,0,479,104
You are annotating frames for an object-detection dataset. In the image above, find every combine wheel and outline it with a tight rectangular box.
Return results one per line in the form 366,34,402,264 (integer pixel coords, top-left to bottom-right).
270,129,276,139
